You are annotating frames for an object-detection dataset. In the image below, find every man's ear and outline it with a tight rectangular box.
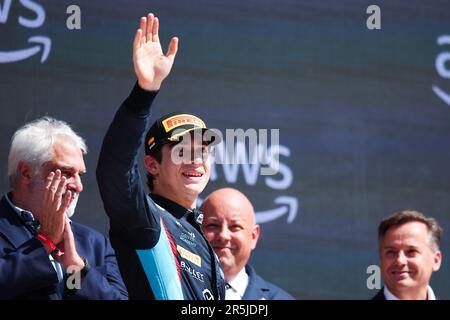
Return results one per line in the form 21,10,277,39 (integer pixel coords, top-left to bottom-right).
17,161,34,184
144,155,160,176
432,250,442,272
250,224,261,250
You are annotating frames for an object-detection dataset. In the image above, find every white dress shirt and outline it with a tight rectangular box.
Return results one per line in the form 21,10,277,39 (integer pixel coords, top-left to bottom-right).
225,267,249,300
384,285,436,300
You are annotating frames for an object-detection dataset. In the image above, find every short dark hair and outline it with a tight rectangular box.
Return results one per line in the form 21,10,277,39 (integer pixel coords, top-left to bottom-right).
378,210,443,252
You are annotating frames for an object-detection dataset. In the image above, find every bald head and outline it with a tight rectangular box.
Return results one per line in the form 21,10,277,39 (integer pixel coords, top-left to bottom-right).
201,188,255,224
201,188,260,280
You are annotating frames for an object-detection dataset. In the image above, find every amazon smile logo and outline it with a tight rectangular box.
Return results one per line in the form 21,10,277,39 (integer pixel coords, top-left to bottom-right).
0,0,51,64
200,138,299,225
433,35,450,107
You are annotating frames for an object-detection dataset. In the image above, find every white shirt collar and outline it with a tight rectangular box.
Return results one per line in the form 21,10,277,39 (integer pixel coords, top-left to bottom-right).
226,267,249,299
384,285,436,300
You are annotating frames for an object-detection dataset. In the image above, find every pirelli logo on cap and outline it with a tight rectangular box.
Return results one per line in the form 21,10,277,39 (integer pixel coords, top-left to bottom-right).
162,114,206,133
177,245,202,267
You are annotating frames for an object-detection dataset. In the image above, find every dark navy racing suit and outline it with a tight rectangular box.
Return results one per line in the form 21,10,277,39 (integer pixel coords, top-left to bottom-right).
96,83,225,300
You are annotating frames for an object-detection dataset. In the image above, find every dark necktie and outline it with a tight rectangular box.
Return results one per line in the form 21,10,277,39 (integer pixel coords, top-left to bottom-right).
20,210,40,235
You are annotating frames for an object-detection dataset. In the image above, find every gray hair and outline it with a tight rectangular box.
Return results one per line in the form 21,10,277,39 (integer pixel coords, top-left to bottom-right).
7,117,87,188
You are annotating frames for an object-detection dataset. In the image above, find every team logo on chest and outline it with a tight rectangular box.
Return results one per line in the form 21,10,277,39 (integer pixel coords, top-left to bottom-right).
180,261,205,283
180,231,197,247
174,220,198,247
177,245,202,267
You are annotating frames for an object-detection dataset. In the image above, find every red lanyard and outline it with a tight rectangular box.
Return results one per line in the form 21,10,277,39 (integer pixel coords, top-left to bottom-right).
35,233,64,257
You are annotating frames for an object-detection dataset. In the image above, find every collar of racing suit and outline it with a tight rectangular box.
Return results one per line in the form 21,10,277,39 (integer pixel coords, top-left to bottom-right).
149,193,201,222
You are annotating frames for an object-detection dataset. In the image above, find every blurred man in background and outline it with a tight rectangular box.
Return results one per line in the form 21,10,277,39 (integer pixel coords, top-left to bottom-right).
201,188,294,300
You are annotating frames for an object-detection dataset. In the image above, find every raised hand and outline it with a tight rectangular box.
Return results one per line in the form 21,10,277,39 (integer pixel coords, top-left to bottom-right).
38,170,72,245
133,13,179,91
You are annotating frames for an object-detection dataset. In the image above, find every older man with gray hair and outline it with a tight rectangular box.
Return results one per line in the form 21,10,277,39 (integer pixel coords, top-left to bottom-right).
0,117,127,299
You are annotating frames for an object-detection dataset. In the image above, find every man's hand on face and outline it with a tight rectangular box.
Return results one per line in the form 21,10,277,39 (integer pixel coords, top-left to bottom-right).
37,169,72,246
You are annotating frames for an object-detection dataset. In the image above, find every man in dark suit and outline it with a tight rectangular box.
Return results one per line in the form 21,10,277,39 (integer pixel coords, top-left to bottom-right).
0,117,127,299
201,188,294,300
372,210,443,300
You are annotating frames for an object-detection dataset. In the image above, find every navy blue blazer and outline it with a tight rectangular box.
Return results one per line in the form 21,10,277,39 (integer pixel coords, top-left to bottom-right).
0,196,128,300
372,289,386,300
242,265,295,300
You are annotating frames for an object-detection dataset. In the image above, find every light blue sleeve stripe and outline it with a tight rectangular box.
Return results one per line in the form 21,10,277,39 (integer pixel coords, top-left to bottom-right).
136,221,184,300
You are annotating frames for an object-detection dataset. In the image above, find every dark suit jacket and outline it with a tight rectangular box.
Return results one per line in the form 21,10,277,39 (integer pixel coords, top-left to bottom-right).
242,264,295,300
372,288,386,300
0,195,128,300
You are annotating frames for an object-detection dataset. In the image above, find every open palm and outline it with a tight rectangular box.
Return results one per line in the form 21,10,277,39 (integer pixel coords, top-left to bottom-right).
133,13,178,91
